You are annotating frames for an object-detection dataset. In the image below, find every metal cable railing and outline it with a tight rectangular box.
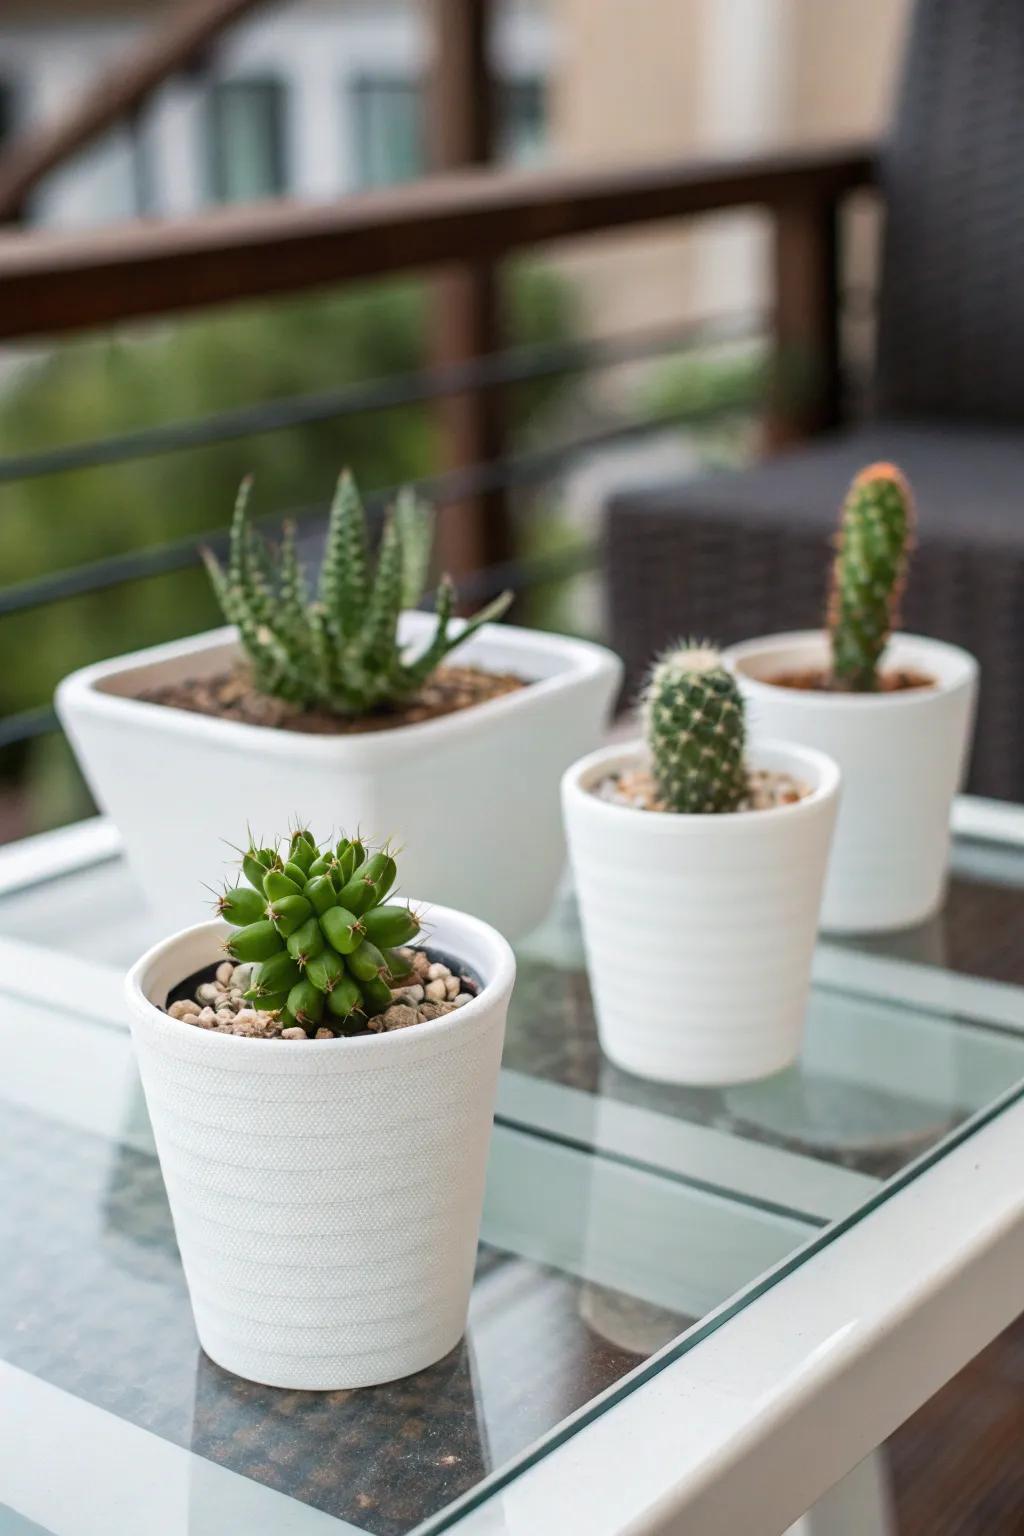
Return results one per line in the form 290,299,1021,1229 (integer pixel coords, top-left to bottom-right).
0,311,760,486
0,332,762,750
0,381,760,623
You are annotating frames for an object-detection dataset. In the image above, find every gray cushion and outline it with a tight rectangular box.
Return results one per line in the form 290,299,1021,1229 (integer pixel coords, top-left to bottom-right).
615,422,1024,553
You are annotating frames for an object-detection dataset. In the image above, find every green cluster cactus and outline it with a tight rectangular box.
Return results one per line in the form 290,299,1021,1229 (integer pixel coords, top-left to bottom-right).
203,470,512,716
217,830,421,1034
827,462,914,691
643,642,747,813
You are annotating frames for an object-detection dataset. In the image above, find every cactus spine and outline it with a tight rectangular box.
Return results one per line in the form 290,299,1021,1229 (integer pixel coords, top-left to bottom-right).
644,643,747,813
828,462,913,691
218,829,420,1035
204,471,512,716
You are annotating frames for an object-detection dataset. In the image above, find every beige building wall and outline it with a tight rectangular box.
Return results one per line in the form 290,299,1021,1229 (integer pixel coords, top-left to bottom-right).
548,0,912,340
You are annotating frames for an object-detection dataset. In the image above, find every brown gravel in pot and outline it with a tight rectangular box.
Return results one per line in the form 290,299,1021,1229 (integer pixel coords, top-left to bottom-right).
139,663,525,734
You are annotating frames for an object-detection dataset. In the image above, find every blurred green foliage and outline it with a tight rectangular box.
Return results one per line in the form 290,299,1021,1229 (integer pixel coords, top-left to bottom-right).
0,264,576,829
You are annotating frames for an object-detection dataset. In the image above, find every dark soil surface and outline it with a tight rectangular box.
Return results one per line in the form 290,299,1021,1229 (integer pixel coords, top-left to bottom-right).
768,666,934,694
138,662,526,734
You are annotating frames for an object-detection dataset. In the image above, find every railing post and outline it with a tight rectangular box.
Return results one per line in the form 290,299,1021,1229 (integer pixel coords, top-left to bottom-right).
767,193,842,448
428,0,511,588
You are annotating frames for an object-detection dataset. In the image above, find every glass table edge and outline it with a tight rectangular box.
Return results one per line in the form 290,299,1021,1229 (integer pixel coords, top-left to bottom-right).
417,1068,1024,1534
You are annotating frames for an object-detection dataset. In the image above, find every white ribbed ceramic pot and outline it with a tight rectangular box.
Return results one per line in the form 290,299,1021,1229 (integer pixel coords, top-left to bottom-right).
125,908,515,1390
725,632,978,933
562,739,839,1086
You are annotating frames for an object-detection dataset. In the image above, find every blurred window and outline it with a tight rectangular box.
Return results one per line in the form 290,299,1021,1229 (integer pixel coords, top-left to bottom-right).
350,75,421,189
350,74,547,189
502,78,546,167
207,78,287,203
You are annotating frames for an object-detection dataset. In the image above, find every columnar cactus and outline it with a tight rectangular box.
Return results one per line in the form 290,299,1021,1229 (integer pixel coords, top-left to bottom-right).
827,462,914,691
217,829,421,1034
203,471,512,716
643,643,747,813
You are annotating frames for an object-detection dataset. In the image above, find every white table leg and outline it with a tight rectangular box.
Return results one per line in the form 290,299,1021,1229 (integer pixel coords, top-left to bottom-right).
785,1450,895,1536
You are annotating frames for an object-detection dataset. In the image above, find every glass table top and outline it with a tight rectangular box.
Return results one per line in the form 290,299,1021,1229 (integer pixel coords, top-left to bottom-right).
0,802,1022,1535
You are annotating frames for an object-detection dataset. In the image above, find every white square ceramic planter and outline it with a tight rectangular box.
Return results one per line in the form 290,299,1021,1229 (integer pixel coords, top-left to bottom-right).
125,904,515,1390
58,615,622,938
724,632,978,933
561,738,839,1086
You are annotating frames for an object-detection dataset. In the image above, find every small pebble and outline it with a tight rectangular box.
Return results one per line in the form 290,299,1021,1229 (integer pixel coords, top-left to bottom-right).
168,999,194,1020
403,983,425,1003
215,961,234,985
233,1016,263,1036
427,962,449,981
281,1027,306,1040
444,976,460,999
381,1004,419,1031
411,952,431,978
232,963,255,992
197,982,220,1004
215,1009,236,1024
418,1001,453,1021
453,992,473,1007
235,1010,258,1025
425,979,448,1002
197,1006,217,1026
314,1028,334,1040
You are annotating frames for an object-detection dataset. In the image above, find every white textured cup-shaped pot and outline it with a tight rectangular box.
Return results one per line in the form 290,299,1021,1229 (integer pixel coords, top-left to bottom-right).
725,632,978,933
562,739,839,1086
125,907,515,1390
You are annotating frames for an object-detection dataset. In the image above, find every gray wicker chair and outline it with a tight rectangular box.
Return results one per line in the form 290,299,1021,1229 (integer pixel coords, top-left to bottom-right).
606,0,1024,800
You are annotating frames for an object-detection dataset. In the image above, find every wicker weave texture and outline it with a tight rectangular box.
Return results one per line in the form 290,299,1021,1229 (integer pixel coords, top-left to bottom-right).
877,0,1024,423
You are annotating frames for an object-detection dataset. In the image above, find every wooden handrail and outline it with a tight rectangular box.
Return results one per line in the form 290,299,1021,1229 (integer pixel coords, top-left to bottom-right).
0,141,877,341
0,0,273,222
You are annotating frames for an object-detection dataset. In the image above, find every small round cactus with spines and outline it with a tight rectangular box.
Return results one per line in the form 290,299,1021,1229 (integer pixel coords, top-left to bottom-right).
828,462,914,691
643,642,747,813
216,829,421,1035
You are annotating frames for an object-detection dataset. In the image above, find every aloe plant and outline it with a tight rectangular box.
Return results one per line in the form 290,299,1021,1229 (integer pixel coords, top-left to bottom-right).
204,471,511,715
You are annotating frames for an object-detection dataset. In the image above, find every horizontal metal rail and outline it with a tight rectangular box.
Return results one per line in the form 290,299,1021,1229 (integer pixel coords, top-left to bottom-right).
0,705,58,752
0,393,752,622
0,392,749,750
0,311,761,486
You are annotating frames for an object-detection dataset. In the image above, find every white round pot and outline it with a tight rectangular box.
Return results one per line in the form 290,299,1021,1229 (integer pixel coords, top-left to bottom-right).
561,739,839,1086
125,907,515,1390
58,616,621,939
725,632,978,933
